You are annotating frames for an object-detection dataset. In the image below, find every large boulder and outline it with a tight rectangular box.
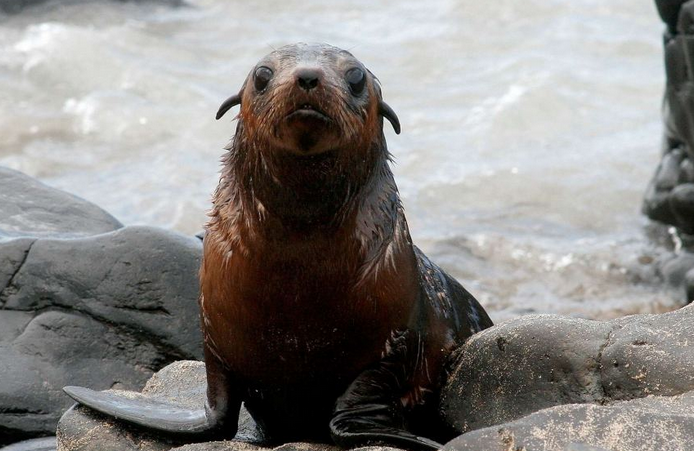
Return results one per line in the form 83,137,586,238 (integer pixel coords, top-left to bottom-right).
0,167,204,445
441,304,694,451
0,227,203,445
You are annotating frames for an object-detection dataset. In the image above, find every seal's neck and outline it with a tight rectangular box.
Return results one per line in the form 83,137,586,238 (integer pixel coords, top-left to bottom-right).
224,123,393,233
208,121,407,283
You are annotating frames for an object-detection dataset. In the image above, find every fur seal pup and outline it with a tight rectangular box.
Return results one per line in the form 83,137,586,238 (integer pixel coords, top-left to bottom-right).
64,43,493,451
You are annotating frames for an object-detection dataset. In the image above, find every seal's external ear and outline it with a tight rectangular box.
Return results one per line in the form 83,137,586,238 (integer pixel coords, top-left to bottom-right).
378,101,401,135
215,92,242,120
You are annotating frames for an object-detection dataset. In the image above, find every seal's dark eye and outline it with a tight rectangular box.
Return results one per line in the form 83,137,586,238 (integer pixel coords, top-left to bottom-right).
345,68,365,95
254,66,273,92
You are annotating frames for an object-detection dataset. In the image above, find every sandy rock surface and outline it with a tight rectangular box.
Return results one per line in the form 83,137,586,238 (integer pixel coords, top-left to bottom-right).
441,304,694,451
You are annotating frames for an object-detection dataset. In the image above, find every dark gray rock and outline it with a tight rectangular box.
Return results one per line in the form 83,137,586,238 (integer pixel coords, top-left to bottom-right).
644,1,694,304
441,304,694,451
2,226,203,358
670,183,694,234
0,167,122,239
1,226,203,445
655,149,685,190
0,166,123,445
656,0,685,32
686,268,694,302
678,158,694,183
660,251,694,288
642,183,677,225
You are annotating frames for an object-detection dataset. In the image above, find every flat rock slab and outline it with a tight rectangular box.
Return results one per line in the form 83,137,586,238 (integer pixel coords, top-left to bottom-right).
0,167,122,239
444,392,694,451
1,226,203,444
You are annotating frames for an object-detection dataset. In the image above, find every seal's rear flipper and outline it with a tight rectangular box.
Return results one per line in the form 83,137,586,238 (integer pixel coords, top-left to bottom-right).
331,428,442,451
63,386,211,433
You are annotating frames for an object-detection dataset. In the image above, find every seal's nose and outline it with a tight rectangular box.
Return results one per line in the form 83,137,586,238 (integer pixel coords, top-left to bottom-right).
296,68,321,91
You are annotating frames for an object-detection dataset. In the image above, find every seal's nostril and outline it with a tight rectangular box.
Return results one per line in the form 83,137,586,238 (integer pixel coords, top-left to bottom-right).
297,68,320,91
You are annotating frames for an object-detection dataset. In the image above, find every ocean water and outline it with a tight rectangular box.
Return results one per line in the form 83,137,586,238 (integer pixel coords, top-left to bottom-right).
0,0,677,322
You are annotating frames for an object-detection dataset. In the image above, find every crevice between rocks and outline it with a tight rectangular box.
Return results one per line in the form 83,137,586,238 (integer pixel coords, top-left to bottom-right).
0,406,49,415
0,239,36,309
595,325,619,404
116,304,171,316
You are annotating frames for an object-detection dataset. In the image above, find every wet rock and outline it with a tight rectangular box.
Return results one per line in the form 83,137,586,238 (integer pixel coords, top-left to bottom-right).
0,226,203,445
685,268,694,302
678,0,694,34
656,0,686,33
642,184,677,225
660,251,694,288
441,304,694,451
644,1,694,303
0,167,122,239
679,158,694,183
655,149,685,190
670,183,694,234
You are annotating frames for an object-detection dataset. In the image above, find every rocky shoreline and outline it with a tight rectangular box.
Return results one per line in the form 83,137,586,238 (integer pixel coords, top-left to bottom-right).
3,1,694,450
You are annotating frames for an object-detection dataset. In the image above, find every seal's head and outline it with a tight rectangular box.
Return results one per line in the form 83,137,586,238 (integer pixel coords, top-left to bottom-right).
216,43,400,156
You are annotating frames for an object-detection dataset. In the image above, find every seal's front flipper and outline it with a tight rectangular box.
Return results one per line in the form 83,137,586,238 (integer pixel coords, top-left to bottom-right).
330,331,443,451
63,386,212,433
